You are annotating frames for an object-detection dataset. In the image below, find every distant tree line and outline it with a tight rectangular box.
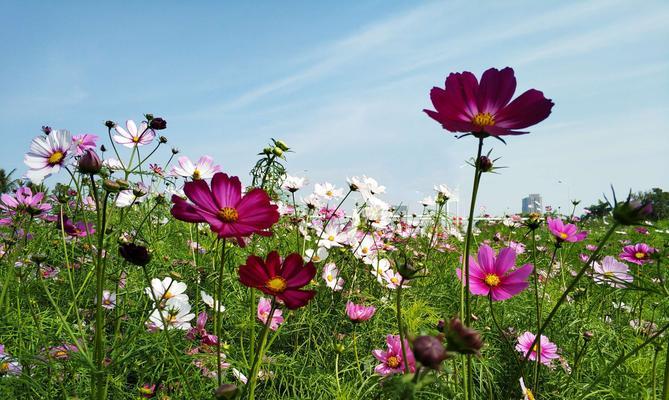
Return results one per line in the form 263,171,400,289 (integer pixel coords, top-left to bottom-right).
583,187,669,221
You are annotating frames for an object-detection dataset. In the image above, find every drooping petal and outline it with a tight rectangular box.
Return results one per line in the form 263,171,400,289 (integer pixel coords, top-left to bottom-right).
279,289,316,309
494,89,554,130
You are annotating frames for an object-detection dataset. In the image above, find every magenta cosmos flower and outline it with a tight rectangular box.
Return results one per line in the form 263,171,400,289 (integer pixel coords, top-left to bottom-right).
372,334,416,376
71,134,98,156
424,67,554,136
345,301,376,323
515,331,559,366
546,217,588,243
457,244,533,301
619,243,655,265
238,251,316,309
170,172,279,246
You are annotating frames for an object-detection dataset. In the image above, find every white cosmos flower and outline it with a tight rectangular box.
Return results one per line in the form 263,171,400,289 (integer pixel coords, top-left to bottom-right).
382,269,406,289
304,247,328,263
593,256,633,288
314,182,343,201
113,120,156,148
318,226,346,249
149,297,195,330
24,129,74,183
200,291,226,313
103,158,124,170
170,155,220,180
322,262,344,291
420,196,436,207
347,175,386,200
364,197,392,229
282,175,308,192
302,193,323,209
115,189,147,208
354,236,377,260
434,184,454,199
145,277,189,304
369,257,391,281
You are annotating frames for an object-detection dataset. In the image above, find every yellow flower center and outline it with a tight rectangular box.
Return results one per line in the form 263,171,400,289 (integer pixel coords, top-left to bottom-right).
0,362,9,373
218,207,239,223
54,350,67,358
265,276,287,294
48,151,64,165
132,136,140,143
390,277,399,284
472,112,495,128
192,169,201,180
386,356,400,368
559,232,568,239
166,314,177,323
484,274,501,287
327,274,333,282
328,235,335,242
362,247,369,254
313,255,321,262
635,252,645,259
532,344,539,353
526,388,535,400
103,298,111,305
604,271,614,277
163,291,174,299
326,190,333,197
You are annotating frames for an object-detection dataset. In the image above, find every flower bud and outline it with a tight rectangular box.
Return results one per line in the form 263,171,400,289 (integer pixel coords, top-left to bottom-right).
119,243,151,266
144,113,154,121
159,135,168,143
104,120,115,129
445,318,483,356
78,149,102,174
133,183,148,198
103,179,121,193
262,147,273,155
334,343,346,354
477,156,493,172
100,144,107,152
116,179,130,190
524,212,542,230
150,117,167,130
274,140,289,151
413,335,447,370
31,253,47,264
583,331,594,341
215,384,239,400
41,126,52,135
171,147,179,155
613,198,653,226
272,147,283,158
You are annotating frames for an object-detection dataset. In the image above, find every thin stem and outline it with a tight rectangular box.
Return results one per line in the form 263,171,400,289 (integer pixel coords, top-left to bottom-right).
91,175,109,400
488,295,523,373
216,238,227,386
396,279,410,374
248,298,278,400
663,343,669,400
531,231,541,392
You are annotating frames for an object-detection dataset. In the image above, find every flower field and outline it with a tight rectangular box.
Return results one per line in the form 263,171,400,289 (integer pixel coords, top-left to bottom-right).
1,67,667,400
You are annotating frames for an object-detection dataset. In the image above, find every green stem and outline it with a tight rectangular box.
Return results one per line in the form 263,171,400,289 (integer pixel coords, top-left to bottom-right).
396,279,410,374
91,176,109,400
531,231,541,392
216,238,227,386
663,343,669,400
248,298,278,400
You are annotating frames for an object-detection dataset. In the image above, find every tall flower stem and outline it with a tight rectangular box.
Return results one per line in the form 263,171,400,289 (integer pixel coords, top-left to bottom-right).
90,175,109,400
530,231,541,391
215,238,227,386
352,325,363,381
521,223,618,368
488,295,523,373
396,278,410,374
423,201,445,265
306,189,352,263
663,343,669,400
460,136,484,400
248,298,278,400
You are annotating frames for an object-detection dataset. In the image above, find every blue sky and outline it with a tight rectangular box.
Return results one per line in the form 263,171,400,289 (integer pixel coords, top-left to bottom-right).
1,1,668,215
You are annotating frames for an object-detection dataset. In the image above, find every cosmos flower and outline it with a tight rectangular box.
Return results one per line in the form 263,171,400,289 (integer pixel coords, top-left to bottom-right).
347,175,385,199
186,312,218,345
257,297,284,331
318,226,346,249
0,344,22,376
314,182,343,201
372,334,416,376
456,244,533,301
515,332,559,366
546,217,588,243
170,156,221,180
57,216,95,238
282,175,308,192
322,262,344,291
345,301,376,323
48,344,79,360
593,256,633,288
304,247,328,263
149,297,195,331
1,187,52,219
145,277,189,305
420,196,436,207
200,291,226,313
170,172,279,246
99,290,116,310
424,67,554,136
71,134,98,156
113,120,156,148
24,129,74,183
238,251,316,309
619,243,655,265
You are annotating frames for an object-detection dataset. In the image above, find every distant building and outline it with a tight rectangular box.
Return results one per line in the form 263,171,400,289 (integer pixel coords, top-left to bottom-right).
522,194,543,214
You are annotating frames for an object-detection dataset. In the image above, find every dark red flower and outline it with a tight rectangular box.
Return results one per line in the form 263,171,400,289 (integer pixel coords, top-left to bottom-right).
424,67,554,136
170,172,279,246
238,251,316,309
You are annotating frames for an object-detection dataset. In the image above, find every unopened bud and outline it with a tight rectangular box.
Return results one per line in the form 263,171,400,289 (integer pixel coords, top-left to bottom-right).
413,335,448,370
159,135,168,143
104,120,115,129
103,179,121,193
477,156,493,172
274,140,289,151
445,318,483,356
78,150,102,174
116,179,130,190
150,118,167,130
215,384,239,399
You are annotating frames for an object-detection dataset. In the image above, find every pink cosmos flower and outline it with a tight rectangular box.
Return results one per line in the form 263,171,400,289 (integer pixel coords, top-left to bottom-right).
257,297,284,331
593,256,633,288
170,172,279,246
424,67,554,136
346,301,376,323
515,332,559,366
48,343,79,360
113,120,156,148
24,129,74,183
456,244,533,301
71,134,98,156
546,217,588,243
372,334,416,376
170,156,221,180
619,243,655,265
186,312,218,345
1,187,52,221
57,216,95,238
